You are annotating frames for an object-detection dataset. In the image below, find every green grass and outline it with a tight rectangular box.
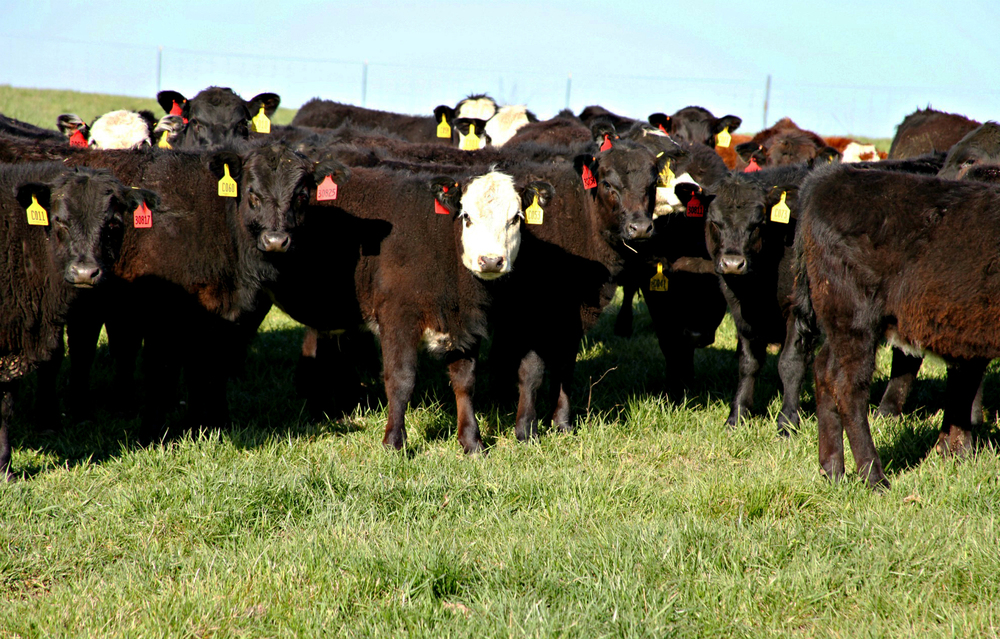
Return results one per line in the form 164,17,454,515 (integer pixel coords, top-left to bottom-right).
4,293,1000,637
0,85,298,131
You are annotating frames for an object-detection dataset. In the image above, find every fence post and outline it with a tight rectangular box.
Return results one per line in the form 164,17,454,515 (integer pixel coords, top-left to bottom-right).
157,46,163,94
361,60,368,107
565,73,572,111
763,74,771,130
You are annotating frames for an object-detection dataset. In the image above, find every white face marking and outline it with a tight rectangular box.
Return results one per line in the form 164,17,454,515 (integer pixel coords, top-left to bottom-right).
457,127,489,150
655,172,699,218
456,97,497,121
840,142,879,163
458,171,522,279
88,110,151,149
484,105,531,147
422,328,454,354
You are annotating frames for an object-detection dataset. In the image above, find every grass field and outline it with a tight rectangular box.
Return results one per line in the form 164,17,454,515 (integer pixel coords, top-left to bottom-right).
1,88,991,637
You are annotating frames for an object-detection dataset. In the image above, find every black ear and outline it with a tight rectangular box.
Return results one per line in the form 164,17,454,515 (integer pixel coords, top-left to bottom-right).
811,146,841,166
735,141,762,164
154,115,184,135
648,113,672,134
157,90,187,116
248,93,281,117
590,119,618,146
673,183,715,209
57,113,87,136
137,110,158,135
15,182,53,215
713,115,742,135
429,176,462,214
573,153,597,177
766,185,799,215
313,158,351,187
520,180,555,210
118,187,161,213
433,105,456,123
206,151,244,182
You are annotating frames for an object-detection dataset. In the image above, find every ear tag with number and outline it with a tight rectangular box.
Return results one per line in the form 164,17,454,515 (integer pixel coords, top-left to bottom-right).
69,130,88,147
133,201,152,228
26,195,48,226
770,191,791,224
460,124,480,150
525,193,544,225
581,163,597,189
218,163,238,197
649,262,669,292
716,127,732,148
744,157,761,173
434,184,450,215
437,114,451,138
317,175,338,201
658,159,675,188
685,193,704,218
600,134,613,152
170,100,183,116
158,132,172,149
251,106,271,134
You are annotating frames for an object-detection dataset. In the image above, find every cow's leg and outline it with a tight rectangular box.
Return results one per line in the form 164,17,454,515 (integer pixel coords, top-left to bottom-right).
549,354,576,434
380,331,419,450
515,351,544,442
776,316,816,435
971,374,985,428
33,348,63,434
727,334,766,427
138,335,180,444
614,282,638,337
446,351,483,454
105,315,142,417
936,358,988,457
876,349,922,417
66,311,103,421
814,343,846,481
1,383,13,481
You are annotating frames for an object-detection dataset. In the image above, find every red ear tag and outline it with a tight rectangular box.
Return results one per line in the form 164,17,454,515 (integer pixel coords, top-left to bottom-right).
434,199,450,215
317,175,338,201
581,164,597,189
133,201,152,228
600,134,612,152
170,100,183,116
686,193,705,218
658,124,667,134
744,157,761,173
69,130,88,147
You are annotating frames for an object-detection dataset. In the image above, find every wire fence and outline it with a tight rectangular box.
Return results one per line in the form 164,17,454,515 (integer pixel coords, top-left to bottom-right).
3,34,998,138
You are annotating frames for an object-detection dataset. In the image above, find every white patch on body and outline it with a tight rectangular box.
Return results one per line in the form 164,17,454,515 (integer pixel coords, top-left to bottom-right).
840,142,879,163
485,105,531,147
458,171,522,279
422,328,454,354
88,110,151,149
886,329,945,364
654,172,698,218
455,96,497,121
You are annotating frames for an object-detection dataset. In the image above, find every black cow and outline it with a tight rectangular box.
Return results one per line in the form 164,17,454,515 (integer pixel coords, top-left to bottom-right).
156,87,280,149
291,99,458,145
1,162,156,478
648,106,742,149
797,163,1000,489
0,113,65,142
888,107,980,160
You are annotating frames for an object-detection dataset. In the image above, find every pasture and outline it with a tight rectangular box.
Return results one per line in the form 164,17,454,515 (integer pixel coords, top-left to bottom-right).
1,89,997,637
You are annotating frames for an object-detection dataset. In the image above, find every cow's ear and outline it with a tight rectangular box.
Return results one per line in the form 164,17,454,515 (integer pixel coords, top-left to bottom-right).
56,113,87,136
766,185,799,218
648,113,672,134
15,182,52,213
154,115,184,138
735,141,761,164
313,158,351,187
433,105,455,124
590,119,617,146
248,93,281,117
673,183,715,208
713,115,742,135
811,146,841,167
206,152,243,182
573,153,597,177
157,90,187,116
118,186,161,213
520,180,555,211
429,176,462,214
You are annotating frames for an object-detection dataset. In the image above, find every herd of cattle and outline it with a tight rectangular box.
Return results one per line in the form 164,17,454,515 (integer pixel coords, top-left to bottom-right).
0,85,996,490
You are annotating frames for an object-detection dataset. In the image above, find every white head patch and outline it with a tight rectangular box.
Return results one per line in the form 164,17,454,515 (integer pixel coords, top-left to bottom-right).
840,141,880,163
655,172,699,218
457,124,489,150
88,110,151,149
458,171,522,279
485,105,532,147
456,96,497,121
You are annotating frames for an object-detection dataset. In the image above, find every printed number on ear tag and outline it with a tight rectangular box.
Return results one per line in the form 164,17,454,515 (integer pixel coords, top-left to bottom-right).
658,160,675,188
525,193,543,225
26,195,48,226
770,191,791,224
437,114,451,138
716,127,731,148
218,163,238,197
133,201,152,228
251,106,271,134
317,175,338,201
581,164,597,189
649,262,668,292
460,124,480,151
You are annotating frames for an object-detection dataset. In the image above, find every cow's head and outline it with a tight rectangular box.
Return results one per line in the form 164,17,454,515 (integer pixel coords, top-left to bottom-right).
453,118,491,150
58,111,156,149
159,87,281,149
662,106,742,148
616,124,699,217
575,139,658,242
16,168,157,287
455,94,498,121
431,170,541,279
938,122,1000,180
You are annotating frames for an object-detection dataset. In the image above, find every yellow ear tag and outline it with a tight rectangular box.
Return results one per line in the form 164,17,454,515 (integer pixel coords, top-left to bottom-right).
770,191,791,224
251,106,271,134
158,132,172,149
716,127,732,148
218,163,238,198
26,194,49,226
649,262,669,292
658,159,676,188
461,123,480,151
525,193,543,225
436,114,451,138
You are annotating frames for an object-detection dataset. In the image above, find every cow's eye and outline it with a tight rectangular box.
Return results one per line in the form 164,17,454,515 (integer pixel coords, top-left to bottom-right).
247,193,260,209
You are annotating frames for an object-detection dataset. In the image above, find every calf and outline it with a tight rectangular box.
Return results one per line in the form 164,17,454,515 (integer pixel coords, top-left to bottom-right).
156,87,280,149
57,110,157,149
649,106,743,149
888,107,980,159
1,162,155,478
797,164,1000,489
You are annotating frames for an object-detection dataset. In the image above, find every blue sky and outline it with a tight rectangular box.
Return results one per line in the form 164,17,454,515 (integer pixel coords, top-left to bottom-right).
2,0,998,137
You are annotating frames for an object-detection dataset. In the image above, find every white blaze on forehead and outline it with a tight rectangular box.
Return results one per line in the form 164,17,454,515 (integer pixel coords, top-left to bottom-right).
654,172,698,218
88,110,151,149
456,97,497,120
459,171,522,279
840,142,880,163
485,105,531,147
